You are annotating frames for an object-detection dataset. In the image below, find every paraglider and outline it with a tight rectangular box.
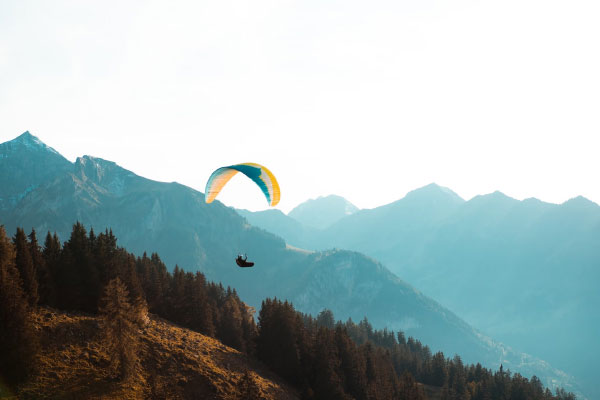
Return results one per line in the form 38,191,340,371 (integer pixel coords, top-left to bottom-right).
204,162,280,207
205,162,280,269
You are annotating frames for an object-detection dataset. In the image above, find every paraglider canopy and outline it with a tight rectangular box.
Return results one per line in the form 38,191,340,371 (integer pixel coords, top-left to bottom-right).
205,162,280,207
235,254,254,268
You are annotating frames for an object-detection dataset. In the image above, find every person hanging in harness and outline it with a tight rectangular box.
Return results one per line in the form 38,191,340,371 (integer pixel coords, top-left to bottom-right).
236,253,254,268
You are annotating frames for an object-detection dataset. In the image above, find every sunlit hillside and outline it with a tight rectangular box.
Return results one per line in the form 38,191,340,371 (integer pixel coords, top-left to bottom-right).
16,308,297,400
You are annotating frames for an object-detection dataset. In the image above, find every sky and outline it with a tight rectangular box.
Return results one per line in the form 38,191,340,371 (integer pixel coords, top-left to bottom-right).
1,0,599,213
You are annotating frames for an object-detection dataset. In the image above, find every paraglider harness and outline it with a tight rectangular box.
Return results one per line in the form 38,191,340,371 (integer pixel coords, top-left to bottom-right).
236,253,254,268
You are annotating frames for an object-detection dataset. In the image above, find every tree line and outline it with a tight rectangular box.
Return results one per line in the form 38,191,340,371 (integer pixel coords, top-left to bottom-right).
0,223,576,400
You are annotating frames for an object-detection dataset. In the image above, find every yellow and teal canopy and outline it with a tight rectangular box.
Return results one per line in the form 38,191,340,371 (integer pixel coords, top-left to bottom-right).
205,162,280,207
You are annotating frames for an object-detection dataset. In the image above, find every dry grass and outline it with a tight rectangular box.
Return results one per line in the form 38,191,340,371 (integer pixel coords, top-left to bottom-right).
16,308,299,400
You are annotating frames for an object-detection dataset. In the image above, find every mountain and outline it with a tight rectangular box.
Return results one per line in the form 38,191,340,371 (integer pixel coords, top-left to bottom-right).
0,132,584,396
287,195,359,229
236,208,318,249
0,131,71,212
247,184,600,399
17,308,297,399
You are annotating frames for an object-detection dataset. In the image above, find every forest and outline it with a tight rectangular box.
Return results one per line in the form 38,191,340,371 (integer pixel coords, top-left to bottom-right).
0,222,576,399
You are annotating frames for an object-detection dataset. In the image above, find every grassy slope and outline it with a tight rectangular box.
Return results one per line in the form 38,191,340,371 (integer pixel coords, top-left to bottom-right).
16,308,298,400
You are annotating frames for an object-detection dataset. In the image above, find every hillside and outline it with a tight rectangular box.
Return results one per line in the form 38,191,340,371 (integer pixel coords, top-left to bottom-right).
0,132,583,397
14,308,297,400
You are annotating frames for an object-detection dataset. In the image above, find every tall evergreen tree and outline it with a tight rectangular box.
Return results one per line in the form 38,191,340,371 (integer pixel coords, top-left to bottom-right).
256,299,303,386
335,325,367,400
60,222,98,312
316,309,335,329
42,231,61,307
429,351,448,386
218,295,245,351
0,226,39,385
398,371,425,400
29,229,54,306
99,277,143,381
189,271,216,337
13,227,39,307
237,369,262,400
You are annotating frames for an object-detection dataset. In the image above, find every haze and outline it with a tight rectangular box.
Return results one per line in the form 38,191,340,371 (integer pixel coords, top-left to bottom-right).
1,0,598,212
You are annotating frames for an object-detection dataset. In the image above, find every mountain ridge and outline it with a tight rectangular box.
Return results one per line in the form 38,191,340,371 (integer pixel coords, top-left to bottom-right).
0,132,586,397
288,194,359,229
242,183,599,399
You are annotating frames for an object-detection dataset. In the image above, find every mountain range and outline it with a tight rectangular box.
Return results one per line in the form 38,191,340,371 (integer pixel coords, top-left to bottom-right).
0,132,586,397
241,185,600,400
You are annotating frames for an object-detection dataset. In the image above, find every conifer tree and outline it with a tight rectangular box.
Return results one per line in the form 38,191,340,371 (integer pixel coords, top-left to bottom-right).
256,299,303,385
29,228,54,305
0,226,39,385
429,351,448,386
311,328,345,400
42,231,61,307
398,371,425,400
218,295,245,351
13,227,39,306
316,309,335,329
120,253,148,326
237,369,262,400
60,222,99,312
99,277,143,380
189,271,216,337
332,326,366,400
241,304,257,355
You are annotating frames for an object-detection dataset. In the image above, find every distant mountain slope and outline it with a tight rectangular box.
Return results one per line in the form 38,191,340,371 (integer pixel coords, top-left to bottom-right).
18,308,297,399
0,132,584,397
236,208,318,249
246,184,599,399
287,195,359,229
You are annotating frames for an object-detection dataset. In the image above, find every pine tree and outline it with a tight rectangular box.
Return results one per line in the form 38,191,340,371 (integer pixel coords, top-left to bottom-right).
240,303,257,355
256,299,303,386
335,325,367,400
429,351,447,386
42,231,61,308
398,371,426,400
99,277,143,380
189,271,216,337
60,222,99,312
13,227,39,306
218,295,245,351
237,369,263,400
120,253,148,326
29,228,54,306
316,309,335,329
0,226,39,385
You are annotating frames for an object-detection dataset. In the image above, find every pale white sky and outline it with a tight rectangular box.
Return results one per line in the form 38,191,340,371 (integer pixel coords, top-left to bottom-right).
1,0,598,213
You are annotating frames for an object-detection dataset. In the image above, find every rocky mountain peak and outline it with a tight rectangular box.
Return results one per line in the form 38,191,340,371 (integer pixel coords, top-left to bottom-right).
0,132,72,210
1,131,64,158
74,155,137,196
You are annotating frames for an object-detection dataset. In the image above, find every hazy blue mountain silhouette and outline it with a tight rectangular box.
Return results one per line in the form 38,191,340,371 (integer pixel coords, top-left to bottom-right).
244,183,600,399
236,208,319,248
0,133,585,397
287,194,359,229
